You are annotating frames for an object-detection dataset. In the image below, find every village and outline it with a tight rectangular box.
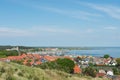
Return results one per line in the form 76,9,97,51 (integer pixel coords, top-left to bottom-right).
0,50,120,80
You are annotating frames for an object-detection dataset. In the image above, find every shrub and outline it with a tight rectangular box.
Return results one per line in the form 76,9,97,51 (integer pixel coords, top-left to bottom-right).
18,72,24,77
83,67,97,77
6,74,15,80
116,58,120,66
26,62,31,66
12,60,23,65
33,76,39,80
14,68,18,71
0,67,5,73
38,58,75,73
112,68,120,75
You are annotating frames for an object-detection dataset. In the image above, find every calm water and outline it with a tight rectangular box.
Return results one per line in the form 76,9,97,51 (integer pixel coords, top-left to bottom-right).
67,47,120,58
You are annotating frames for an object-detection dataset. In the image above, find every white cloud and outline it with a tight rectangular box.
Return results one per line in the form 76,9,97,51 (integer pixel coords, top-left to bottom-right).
31,26,73,33
104,26,117,30
0,26,74,37
37,6,102,21
78,2,120,20
0,27,31,37
8,0,102,21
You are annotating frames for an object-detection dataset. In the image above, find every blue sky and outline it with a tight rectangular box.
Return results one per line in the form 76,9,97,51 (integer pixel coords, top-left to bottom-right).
0,0,120,47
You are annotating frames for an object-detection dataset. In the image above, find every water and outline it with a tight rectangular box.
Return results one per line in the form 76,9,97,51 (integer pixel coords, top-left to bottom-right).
66,47,120,58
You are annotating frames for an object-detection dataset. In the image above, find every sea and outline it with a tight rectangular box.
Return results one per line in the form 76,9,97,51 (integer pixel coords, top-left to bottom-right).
66,47,120,58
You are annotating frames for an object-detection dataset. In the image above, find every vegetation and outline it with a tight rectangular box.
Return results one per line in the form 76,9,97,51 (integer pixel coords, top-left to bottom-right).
0,62,109,80
116,58,120,66
36,58,75,73
103,54,110,59
0,46,34,50
12,60,23,65
0,50,18,58
83,67,97,77
112,68,120,75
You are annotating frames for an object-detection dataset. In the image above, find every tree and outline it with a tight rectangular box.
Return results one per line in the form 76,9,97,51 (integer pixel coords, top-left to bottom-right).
83,67,97,77
116,58,120,66
89,63,94,67
112,68,120,75
104,54,110,59
0,50,19,58
56,58,75,73
37,58,75,73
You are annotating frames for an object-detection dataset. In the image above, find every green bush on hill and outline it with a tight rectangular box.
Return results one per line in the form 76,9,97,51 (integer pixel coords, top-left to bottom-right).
36,58,75,73
83,67,97,77
116,58,120,66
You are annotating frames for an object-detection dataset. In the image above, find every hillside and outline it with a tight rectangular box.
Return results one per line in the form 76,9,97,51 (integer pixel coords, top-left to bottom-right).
0,62,109,80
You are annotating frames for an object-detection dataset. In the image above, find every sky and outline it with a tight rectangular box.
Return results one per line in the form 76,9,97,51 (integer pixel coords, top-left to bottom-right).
0,0,120,47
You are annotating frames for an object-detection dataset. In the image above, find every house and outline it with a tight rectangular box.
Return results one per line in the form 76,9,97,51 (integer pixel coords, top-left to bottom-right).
99,69,106,74
107,70,114,76
96,69,106,78
44,55,57,61
96,73,106,77
35,61,42,65
73,65,82,74
109,59,117,66
93,57,105,66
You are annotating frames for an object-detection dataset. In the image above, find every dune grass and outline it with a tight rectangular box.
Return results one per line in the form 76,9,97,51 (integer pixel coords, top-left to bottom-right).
0,61,109,80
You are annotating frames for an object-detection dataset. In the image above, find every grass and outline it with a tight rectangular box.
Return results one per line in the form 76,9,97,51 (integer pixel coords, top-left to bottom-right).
0,61,109,80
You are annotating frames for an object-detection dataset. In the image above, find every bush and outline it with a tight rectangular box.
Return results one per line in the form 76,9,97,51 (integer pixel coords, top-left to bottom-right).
33,76,39,80
56,58,75,73
112,68,120,75
0,67,5,73
0,50,19,58
6,74,16,80
116,58,120,66
12,60,23,65
37,58,75,73
83,67,97,77
18,72,24,77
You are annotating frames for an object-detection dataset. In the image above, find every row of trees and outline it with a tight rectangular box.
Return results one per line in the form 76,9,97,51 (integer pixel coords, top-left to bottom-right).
0,50,19,58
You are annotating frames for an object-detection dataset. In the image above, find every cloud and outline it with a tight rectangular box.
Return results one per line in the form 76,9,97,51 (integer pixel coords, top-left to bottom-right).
8,0,102,21
104,26,117,30
78,2,120,20
31,26,73,34
36,6,103,21
0,26,74,37
0,27,31,37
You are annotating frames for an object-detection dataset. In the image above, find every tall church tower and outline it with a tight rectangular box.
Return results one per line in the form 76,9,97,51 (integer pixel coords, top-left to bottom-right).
16,46,21,55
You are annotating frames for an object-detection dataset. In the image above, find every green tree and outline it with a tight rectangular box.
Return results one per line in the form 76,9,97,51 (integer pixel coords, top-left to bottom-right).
112,68,120,75
0,50,18,58
56,58,75,73
116,58,120,66
104,54,110,59
37,58,75,73
83,67,97,77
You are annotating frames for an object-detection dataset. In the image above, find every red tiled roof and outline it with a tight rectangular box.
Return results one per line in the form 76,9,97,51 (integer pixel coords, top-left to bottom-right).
73,65,81,74
35,61,42,65
44,56,57,61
